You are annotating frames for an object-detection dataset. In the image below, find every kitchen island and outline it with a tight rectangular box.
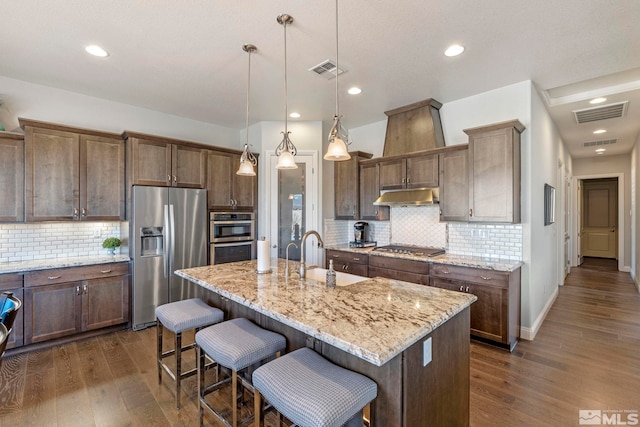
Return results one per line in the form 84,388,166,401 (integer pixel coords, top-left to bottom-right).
177,259,476,427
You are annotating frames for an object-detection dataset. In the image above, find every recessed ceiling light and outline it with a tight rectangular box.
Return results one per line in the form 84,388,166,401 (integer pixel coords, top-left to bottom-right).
85,45,109,57
595,148,606,153
348,87,362,95
590,97,607,104
593,129,607,134
444,44,465,57
289,112,301,118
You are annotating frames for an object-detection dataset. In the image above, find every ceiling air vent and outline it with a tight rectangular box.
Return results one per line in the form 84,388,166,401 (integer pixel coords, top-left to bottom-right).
583,139,618,147
308,60,346,80
573,101,628,124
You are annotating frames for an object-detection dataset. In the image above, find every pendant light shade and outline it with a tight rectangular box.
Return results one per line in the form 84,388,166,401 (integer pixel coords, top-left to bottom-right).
236,43,258,176
275,14,298,170
324,0,351,162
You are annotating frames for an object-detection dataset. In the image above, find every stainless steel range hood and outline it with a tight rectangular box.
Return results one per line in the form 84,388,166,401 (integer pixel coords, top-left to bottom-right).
373,188,439,206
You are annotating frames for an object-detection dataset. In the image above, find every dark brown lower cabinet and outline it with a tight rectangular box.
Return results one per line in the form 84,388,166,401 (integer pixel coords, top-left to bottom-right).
23,263,130,345
368,254,429,285
429,263,520,351
325,250,368,277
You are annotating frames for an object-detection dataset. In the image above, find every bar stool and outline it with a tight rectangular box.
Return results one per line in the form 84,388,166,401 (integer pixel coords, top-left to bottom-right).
196,317,286,427
156,298,224,410
253,347,378,427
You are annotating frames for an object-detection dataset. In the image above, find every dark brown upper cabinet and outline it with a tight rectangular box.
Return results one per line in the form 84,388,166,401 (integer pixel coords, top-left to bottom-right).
0,132,25,222
334,151,372,220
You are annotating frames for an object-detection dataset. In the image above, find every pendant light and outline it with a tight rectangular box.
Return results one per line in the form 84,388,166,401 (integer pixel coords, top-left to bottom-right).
275,14,298,170
324,0,351,161
236,44,258,176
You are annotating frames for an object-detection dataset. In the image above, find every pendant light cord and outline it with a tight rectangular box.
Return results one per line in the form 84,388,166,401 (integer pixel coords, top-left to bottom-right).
335,0,339,117
245,48,252,145
283,18,289,134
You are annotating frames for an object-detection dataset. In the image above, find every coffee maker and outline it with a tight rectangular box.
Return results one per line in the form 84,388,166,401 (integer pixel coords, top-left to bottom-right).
350,222,375,247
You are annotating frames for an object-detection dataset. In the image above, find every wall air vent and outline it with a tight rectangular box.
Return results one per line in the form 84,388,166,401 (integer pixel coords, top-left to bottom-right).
583,139,618,147
573,101,628,124
308,60,346,80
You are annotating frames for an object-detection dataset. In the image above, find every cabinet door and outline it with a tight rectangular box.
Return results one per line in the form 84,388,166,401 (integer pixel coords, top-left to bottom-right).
379,158,406,190
468,126,520,223
207,150,234,209
406,154,438,188
233,154,258,210
84,275,130,331
25,127,80,221
24,281,83,344
130,138,172,186
81,135,125,220
359,163,389,221
467,283,507,344
439,150,469,222
334,156,359,219
173,145,206,188
0,135,24,222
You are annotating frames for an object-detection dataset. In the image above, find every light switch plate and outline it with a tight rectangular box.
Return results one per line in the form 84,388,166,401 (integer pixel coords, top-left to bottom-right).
423,337,432,366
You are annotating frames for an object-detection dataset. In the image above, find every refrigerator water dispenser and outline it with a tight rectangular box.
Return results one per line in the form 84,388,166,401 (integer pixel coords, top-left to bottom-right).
140,226,163,256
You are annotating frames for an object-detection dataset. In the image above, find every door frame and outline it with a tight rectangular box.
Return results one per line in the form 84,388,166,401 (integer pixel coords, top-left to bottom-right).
263,150,320,265
571,173,625,272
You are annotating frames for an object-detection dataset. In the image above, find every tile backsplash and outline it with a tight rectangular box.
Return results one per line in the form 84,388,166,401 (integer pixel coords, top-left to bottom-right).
0,222,122,263
325,205,522,261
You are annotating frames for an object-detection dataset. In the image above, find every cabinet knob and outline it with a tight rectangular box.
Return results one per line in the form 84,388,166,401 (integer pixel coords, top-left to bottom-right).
469,208,473,217
353,257,360,261
407,177,411,183
81,208,87,217
480,275,492,280
402,178,406,183
375,210,378,215
459,285,464,292
76,285,82,295
173,175,177,182
465,286,470,292
48,275,61,280
442,269,450,274
73,208,79,217
167,174,171,182
100,269,112,274
83,284,88,293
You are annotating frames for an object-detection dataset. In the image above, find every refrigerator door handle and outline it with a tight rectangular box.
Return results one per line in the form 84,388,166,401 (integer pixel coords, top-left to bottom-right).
169,204,176,277
163,204,170,278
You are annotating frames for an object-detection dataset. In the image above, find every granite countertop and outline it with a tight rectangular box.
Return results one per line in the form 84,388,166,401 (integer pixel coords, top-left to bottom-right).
0,255,130,274
325,244,523,272
176,259,476,367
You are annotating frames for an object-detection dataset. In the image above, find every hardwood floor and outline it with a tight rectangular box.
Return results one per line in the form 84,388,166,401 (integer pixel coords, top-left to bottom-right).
1,259,638,426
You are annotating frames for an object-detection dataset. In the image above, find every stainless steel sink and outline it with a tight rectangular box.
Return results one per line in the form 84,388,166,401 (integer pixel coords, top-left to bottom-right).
304,267,368,286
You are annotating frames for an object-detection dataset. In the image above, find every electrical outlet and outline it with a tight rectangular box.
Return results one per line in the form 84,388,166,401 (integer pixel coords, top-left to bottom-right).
423,337,432,366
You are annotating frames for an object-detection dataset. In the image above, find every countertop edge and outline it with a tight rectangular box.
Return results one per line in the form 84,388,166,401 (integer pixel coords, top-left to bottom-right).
325,245,523,272
0,255,131,274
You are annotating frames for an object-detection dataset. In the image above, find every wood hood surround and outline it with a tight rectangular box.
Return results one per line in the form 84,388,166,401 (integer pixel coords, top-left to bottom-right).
382,98,445,157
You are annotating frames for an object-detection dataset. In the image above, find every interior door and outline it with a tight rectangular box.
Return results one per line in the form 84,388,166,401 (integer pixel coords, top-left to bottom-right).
581,179,617,259
269,153,318,265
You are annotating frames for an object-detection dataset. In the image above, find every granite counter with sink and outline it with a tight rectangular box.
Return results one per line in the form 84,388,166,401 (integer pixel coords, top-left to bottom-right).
176,258,476,426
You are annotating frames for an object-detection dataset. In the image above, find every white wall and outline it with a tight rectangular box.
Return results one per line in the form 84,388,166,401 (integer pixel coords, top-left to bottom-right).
0,75,239,147
572,155,632,270
631,136,640,290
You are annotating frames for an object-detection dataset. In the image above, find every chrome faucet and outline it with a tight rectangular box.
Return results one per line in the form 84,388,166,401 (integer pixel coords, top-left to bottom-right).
285,242,298,275
299,230,324,278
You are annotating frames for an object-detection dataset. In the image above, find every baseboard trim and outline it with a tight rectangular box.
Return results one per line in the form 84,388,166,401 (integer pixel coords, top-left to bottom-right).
520,286,558,341
621,265,631,273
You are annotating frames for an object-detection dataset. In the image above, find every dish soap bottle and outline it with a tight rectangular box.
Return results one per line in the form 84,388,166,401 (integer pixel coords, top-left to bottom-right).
326,259,337,288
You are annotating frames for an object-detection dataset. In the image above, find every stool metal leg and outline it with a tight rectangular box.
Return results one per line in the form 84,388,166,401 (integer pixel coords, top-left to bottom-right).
157,321,163,385
232,370,238,427
198,344,205,427
175,331,182,410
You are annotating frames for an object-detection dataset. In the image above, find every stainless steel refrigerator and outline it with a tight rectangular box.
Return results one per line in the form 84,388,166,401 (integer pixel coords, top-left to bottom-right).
127,186,207,330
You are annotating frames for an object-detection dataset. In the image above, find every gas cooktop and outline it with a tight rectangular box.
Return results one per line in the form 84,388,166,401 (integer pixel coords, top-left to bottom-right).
372,245,445,258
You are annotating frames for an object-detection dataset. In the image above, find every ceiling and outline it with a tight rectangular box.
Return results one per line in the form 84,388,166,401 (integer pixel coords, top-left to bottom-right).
1,0,639,159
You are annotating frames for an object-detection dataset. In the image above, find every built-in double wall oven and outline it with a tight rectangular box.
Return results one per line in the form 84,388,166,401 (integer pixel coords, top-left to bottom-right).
209,212,255,265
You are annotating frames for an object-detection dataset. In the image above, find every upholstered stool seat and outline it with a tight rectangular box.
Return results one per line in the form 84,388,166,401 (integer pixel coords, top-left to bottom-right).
253,347,378,427
156,298,224,410
196,318,286,427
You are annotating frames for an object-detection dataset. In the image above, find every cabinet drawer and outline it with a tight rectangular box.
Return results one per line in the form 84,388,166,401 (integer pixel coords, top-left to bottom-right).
326,250,368,265
429,263,507,287
369,255,429,275
369,266,427,285
25,263,129,287
0,273,23,291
